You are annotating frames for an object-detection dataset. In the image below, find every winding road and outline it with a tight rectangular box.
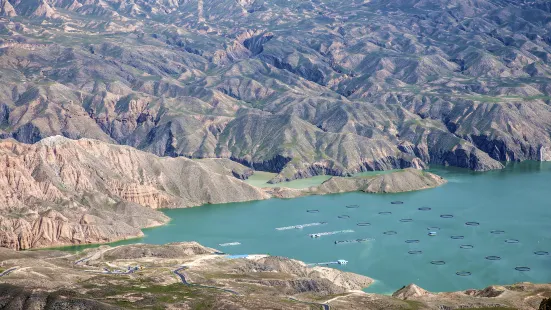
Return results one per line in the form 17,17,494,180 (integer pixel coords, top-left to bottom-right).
173,266,240,295
0,267,18,277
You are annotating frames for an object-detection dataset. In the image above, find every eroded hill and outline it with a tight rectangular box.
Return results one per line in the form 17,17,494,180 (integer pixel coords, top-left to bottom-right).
2,0,551,182
0,242,548,309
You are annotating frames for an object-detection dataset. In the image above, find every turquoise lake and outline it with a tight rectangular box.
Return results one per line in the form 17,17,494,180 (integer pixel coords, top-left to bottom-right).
68,162,551,294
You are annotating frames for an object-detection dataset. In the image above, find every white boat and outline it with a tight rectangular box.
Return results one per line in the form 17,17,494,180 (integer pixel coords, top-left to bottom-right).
309,230,354,238
219,242,241,246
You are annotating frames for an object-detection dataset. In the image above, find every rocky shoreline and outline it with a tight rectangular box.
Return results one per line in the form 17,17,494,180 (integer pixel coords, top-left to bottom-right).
0,137,447,250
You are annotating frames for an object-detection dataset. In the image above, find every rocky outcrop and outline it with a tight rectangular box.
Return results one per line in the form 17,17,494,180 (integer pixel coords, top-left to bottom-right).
0,205,165,250
0,0,16,16
362,169,447,193
540,298,551,310
0,284,118,310
215,255,373,294
390,283,542,310
464,285,506,298
392,283,432,299
0,137,268,250
0,136,267,209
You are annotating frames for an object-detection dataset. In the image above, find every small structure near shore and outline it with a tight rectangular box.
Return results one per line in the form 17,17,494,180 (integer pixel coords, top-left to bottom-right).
307,259,348,266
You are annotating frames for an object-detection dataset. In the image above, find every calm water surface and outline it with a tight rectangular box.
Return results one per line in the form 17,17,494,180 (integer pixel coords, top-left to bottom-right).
66,162,551,294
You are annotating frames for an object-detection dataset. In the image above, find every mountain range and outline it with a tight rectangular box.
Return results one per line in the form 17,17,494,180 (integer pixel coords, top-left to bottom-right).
1,0,551,183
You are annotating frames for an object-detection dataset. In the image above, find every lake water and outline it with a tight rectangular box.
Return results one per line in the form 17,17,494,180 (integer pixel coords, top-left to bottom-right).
64,162,551,294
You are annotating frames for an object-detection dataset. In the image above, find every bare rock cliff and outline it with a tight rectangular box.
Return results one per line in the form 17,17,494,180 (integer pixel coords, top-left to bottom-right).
0,137,268,250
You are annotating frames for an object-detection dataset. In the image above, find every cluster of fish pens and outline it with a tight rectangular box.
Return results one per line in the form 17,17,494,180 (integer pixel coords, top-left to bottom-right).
273,201,549,277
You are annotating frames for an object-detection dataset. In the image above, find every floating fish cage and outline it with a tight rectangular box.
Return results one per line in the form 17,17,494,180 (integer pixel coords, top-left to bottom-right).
515,267,531,272
430,260,446,265
334,238,372,245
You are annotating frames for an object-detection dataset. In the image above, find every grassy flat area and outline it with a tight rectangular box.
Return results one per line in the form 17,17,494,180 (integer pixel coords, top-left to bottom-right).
245,170,400,189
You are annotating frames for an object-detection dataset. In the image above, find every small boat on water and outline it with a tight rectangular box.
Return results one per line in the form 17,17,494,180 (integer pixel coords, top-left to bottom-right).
309,230,354,238
428,231,437,236
219,242,241,246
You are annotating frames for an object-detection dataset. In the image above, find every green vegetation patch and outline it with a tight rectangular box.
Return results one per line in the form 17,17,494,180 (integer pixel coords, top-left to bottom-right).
81,279,220,309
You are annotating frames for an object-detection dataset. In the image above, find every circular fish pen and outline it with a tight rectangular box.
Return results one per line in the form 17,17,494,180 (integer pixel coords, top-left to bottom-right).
306,209,319,213
383,231,397,235
485,256,501,261
534,251,549,256
427,227,441,231
430,260,446,265
338,215,351,219
465,222,480,226
356,222,371,226
451,236,465,240
460,245,474,249
440,214,454,219
391,201,404,205
456,271,472,276
418,207,432,211
515,267,531,272
346,205,359,209
379,211,392,215
408,250,422,254
399,218,413,223
505,239,520,244
490,230,505,234
405,240,420,244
